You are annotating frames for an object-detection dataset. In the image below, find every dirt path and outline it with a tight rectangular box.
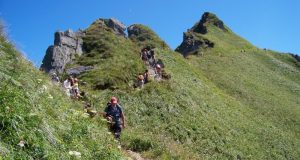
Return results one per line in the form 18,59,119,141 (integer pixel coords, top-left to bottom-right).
125,149,147,160
147,65,156,77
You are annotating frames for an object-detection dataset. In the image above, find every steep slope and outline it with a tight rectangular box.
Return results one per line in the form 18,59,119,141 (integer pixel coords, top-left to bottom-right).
177,12,300,159
0,30,123,159
39,14,300,159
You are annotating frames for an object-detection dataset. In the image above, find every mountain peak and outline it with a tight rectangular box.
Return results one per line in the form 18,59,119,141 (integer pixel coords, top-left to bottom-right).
191,12,228,34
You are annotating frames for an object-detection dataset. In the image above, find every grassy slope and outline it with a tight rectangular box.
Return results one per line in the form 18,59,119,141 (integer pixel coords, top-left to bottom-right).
73,20,145,91
186,21,300,159
0,33,123,159
67,20,300,159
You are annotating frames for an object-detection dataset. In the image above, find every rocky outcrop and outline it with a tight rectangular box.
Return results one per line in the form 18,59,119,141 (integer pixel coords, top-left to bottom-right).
40,29,84,73
289,53,300,62
106,18,127,36
94,18,127,36
176,12,224,57
191,12,228,34
40,18,127,74
176,32,214,57
127,25,142,37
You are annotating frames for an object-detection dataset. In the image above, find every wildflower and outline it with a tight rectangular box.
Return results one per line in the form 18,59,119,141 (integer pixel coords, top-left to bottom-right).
48,94,53,99
37,79,42,84
82,113,90,118
18,140,25,147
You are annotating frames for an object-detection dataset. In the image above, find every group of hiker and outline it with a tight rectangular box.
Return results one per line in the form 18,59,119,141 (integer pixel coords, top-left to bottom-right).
63,76,81,99
140,48,156,66
137,48,163,88
44,47,170,141
50,72,83,99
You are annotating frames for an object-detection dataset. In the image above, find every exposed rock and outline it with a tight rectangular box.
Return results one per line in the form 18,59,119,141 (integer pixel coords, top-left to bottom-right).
127,25,142,37
191,12,228,34
106,18,126,36
176,12,225,57
176,32,214,57
40,29,84,73
289,53,300,62
95,18,127,36
66,66,94,76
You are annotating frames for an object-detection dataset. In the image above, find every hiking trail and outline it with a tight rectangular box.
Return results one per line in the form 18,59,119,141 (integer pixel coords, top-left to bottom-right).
124,149,147,160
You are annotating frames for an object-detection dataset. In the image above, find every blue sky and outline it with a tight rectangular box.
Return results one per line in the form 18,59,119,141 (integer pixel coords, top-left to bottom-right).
1,0,300,66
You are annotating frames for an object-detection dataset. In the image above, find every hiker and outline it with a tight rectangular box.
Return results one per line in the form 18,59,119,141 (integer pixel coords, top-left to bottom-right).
51,72,60,83
143,70,149,84
154,64,162,81
148,49,156,67
137,73,144,88
63,77,73,97
140,49,149,65
72,78,80,99
103,97,125,139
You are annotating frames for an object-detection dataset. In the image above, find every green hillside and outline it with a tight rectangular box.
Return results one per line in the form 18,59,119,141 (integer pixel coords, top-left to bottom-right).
0,29,123,159
1,11,300,160
65,13,300,159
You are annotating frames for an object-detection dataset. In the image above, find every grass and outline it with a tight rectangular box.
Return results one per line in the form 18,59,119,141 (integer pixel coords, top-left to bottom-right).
2,13,300,159
70,17,300,159
0,32,123,159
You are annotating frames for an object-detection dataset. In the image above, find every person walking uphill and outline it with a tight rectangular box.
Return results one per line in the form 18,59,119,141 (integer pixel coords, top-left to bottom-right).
103,97,125,139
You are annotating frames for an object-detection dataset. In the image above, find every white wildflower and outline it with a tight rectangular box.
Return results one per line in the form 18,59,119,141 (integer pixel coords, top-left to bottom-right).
117,145,121,149
18,140,25,147
48,94,53,99
82,113,90,118
37,79,43,84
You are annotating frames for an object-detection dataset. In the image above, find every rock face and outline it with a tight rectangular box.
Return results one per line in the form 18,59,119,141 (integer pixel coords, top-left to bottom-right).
290,53,300,62
40,29,84,73
106,18,127,36
191,12,228,34
40,18,127,74
176,32,214,57
127,25,141,37
94,18,127,36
